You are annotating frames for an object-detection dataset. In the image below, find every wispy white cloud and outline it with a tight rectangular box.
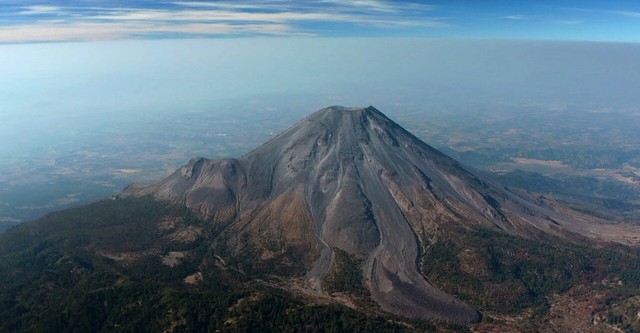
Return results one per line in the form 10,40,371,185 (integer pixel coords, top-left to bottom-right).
554,20,582,25
0,0,449,43
320,0,435,14
319,0,400,13
19,5,62,15
564,7,640,19
172,0,434,14
91,9,354,23
341,0,402,13
171,1,288,11
503,15,526,20
0,20,309,43
3,1,640,43
87,7,445,28
608,10,640,18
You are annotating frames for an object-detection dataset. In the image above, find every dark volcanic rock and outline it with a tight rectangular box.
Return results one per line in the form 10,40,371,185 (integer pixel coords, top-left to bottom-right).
125,105,640,323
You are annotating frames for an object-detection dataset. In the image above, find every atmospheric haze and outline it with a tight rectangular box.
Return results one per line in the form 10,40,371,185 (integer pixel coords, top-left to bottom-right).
1,38,640,226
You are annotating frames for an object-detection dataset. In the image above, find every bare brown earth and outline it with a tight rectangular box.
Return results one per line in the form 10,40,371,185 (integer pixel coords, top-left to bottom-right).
124,106,640,324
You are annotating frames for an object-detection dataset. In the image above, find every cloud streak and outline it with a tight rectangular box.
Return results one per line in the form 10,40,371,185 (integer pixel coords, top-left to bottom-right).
2,1,640,43
0,21,307,43
608,10,640,18
0,0,446,43
318,0,434,14
503,15,526,20
19,5,62,15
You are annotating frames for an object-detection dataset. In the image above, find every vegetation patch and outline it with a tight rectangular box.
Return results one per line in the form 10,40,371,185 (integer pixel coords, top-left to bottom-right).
422,227,640,330
324,248,368,296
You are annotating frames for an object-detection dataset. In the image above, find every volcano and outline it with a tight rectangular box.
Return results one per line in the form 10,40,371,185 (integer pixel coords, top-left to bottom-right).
5,106,640,331
121,105,640,323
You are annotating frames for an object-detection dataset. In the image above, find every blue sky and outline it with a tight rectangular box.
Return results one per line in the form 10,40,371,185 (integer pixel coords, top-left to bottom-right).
1,0,640,43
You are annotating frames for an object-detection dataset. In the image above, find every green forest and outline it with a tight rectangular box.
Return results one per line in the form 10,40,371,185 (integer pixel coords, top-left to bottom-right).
2,197,640,332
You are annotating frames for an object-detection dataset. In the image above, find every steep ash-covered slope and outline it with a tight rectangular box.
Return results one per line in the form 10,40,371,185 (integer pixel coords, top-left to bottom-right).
127,106,640,323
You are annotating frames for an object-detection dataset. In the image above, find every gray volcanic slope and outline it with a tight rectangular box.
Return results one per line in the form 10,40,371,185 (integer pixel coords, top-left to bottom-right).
127,106,640,323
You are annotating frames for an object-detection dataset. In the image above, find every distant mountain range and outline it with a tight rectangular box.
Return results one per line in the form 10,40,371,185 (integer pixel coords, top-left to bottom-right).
2,106,640,332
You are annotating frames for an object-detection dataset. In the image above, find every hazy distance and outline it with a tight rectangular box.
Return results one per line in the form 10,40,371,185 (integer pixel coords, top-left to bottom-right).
1,38,639,227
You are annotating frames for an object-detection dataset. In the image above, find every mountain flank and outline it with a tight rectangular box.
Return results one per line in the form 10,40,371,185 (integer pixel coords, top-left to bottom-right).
126,106,640,323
